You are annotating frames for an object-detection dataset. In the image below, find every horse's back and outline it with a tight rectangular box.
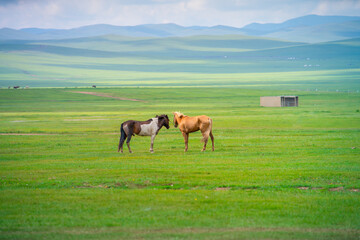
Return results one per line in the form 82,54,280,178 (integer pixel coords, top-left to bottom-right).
197,115,211,121
181,115,212,133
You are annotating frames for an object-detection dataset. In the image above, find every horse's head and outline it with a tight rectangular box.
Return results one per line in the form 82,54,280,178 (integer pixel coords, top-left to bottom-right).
156,114,170,129
172,112,184,128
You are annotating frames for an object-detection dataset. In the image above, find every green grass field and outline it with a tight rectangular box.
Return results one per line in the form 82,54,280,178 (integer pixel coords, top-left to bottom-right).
0,87,359,239
0,34,360,239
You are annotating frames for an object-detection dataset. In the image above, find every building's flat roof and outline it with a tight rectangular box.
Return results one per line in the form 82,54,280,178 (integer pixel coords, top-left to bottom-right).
261,96,297,97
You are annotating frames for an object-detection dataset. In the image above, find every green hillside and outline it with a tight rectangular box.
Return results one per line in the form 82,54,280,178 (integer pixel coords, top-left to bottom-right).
0,35,359,90
38,35,304,51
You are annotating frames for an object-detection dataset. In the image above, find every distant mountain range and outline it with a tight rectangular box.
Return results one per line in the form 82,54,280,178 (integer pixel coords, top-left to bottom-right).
1,15,360,43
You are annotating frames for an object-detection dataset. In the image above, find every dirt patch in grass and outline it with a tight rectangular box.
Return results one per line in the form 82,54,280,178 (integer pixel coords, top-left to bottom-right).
70,183,360,192
76,184,110,189
4,226,360,235
297,187,325,190
64,118,109,121
329,187,344,192
215,187,231,191
1,132,117,136
349,188,359,192
71,91,146,102
0,133,57,136
114,182,149,189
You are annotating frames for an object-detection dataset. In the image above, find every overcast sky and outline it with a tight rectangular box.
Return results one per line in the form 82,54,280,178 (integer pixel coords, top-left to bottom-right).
1,0,360,29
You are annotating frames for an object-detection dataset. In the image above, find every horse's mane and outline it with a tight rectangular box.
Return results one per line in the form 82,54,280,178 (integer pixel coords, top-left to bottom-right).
155,114,169,119
174,111,186,117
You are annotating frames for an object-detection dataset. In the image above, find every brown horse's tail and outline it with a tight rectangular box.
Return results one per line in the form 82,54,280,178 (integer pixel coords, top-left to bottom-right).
118,123,126,152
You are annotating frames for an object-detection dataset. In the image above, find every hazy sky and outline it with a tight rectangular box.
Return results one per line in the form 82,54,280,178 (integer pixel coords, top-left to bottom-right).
1,0,360,29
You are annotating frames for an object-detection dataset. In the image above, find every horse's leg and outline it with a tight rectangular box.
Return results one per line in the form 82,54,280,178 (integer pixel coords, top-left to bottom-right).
126,137,133,153
201,131,209,152
210,131,214,151
118,123,127,153
119,134,127,153
126,130,134,153
182,132,189,152
150,134,155,153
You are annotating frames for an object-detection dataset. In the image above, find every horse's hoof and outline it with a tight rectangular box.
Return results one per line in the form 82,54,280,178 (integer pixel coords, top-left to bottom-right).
150,151,154,153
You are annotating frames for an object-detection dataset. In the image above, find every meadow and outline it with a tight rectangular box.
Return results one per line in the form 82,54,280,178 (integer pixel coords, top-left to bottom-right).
0,87,359,239
0,34,360,239
1,36,360,91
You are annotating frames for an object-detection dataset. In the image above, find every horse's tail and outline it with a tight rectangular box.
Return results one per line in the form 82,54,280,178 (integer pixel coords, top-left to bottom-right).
209,118,214,151
118,123,126,152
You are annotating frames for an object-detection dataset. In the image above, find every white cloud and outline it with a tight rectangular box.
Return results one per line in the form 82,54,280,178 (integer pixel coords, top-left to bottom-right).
44,2,60,16
313,0,360,15
185,0,207,10
0,0,360,29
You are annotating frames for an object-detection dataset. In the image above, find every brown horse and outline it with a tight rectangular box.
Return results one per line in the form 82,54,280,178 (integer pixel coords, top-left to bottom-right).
173,112,214,152
118,115,170,153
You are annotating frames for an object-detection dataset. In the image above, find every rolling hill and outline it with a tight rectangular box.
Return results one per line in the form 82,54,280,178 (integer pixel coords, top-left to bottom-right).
1,15,360,43
242,15,360,34
0,23,246,40
0,34,359,89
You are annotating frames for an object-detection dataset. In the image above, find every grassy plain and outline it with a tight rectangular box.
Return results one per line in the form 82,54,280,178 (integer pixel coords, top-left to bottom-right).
0,34,359,239
0,87,359,239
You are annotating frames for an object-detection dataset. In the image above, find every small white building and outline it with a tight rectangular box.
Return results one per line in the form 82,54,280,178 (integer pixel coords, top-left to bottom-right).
260,96,299,107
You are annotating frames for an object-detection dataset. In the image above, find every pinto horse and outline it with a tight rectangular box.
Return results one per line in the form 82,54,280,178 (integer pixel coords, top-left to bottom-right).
173,112,214,152
118,115,170,153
